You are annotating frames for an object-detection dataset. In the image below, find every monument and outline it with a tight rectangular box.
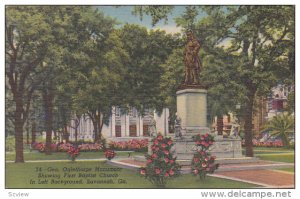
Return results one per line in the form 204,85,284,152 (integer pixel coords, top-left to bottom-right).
173,31,243,164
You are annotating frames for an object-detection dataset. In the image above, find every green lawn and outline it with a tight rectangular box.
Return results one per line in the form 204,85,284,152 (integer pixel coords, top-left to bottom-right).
256,153,294,163
5,151,146,161
6,161,258,188
241,147,295,163
275,167,295,173
242,147,294,154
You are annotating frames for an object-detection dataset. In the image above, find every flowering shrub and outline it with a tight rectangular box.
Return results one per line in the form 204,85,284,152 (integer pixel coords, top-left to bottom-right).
109,139,148,152
32,142,45,152
242,139,284,148
78,143,103,152
32,142,104,153
139,134,181,187
104,149,116,160
67,146,80,162
57,143,74,152
32,142,57,152
191,133,219,180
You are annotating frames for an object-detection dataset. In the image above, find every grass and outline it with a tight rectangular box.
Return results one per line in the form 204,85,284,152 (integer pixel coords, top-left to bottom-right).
242,147,294,154
275,167,295,173
240,146,295,163
5,161,258,188
5,151,146,161
256,153,294,163
6,147,294,188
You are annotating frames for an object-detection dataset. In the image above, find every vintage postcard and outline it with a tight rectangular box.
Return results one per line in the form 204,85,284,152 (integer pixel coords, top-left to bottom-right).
4,3,295,197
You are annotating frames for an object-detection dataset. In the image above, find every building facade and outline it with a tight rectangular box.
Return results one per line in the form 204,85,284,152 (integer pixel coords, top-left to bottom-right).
67,107,169,141
211,84,294,135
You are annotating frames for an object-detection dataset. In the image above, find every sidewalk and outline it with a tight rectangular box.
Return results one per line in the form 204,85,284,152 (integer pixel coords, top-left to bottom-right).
212,169,294,188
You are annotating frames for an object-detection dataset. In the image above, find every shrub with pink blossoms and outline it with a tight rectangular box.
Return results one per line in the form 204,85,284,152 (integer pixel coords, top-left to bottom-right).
67,146,80,162
139,134,181,187
191,133,219,180
109,139,148,152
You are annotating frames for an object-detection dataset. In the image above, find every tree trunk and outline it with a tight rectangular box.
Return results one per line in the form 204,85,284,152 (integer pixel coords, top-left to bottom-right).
244,91,255,157
43,90,54,155
75,128,78,144
26,123,30,145
64,125,69,143
31,121,36,144
97,114,103,142
217,115,224,136
93,120,99,143
15,108,24,163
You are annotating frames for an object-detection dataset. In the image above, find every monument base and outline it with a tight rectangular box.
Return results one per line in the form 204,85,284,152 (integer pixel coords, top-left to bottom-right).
172,135,244,165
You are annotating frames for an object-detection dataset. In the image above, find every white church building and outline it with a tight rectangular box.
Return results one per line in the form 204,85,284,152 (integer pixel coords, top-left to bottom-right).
67,107,170,141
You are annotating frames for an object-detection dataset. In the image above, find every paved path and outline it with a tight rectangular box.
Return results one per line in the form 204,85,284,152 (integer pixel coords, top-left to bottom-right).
213,169,294,188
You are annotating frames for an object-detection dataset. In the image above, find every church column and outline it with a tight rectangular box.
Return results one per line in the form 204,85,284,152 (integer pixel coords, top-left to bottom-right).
125,114,130,137
111,108,116,137
165,108,169,136
121,114,126,137
136,116,140,137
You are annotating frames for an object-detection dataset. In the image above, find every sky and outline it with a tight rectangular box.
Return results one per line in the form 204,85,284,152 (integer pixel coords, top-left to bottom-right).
96,6,204,34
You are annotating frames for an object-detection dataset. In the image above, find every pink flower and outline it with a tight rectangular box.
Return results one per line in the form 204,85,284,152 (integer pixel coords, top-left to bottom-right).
140,169,146,175
154,147,159,151
202,163,207,168
204,133,209,138
204,157,209,162
164,150,169,155
169,159,174,164
193,169,199,174
161,143,167,148
167,140,172,145
211,156,216,161
157,135,163,141
169,169,174,175
164,158,169,163
193,158,199,162
206,168,210,172
147,159,152,164
155,168,161,174
165,172,170,177
151,153,157,158
151,145,156,150
154,140,159,145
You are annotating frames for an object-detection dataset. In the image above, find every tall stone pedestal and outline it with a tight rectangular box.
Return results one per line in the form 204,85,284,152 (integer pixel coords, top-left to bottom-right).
176,89,207,129
173,88,243,165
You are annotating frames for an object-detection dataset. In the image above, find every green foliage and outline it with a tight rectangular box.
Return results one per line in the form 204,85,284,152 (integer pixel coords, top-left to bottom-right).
263,113,294,147
132,6,174,26
191,134,219,180
5,136,15,152
118,24,181,114
286,90,295,113
140,134,181,187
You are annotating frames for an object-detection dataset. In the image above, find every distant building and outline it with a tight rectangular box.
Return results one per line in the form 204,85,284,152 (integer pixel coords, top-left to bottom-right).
211,84,294,135
266,84,294,119
66,107,169,141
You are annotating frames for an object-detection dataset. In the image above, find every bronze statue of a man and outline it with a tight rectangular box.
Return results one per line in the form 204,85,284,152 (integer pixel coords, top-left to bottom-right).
183,31,201,85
